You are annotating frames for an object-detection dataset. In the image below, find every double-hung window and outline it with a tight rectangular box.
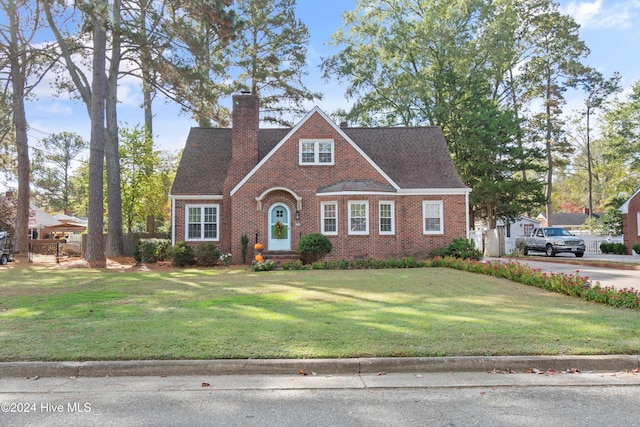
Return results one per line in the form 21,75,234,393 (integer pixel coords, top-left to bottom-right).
423,201,443,234
321,202,338,235
300,139,334,165
348,201,369,235
379,201,395,235
186,204,219,241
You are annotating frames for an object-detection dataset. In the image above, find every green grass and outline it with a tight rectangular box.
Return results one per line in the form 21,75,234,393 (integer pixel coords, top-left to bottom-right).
1,266,638,361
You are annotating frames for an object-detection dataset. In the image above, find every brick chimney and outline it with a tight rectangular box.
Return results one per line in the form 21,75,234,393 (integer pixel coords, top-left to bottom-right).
229,92,260,187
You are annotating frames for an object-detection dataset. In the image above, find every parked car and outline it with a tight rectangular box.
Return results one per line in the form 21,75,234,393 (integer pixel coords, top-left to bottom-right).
0,231,15,265
515,227,586,257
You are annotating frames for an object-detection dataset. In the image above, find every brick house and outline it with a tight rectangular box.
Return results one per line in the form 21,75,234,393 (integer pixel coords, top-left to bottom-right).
621,189,640,254
169,93,471,263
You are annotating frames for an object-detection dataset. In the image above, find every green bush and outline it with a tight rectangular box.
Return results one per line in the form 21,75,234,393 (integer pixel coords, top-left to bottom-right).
240,234,249,265
297,233,333,264
444,238,482,261
171,241,195,267
633,243,640,255
429,247,449,258
600,242,613,254
613,243,627,255
195,242,221,266
133,238,171,263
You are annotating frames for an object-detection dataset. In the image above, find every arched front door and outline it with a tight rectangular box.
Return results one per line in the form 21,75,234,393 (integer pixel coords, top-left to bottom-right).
268,203,291,251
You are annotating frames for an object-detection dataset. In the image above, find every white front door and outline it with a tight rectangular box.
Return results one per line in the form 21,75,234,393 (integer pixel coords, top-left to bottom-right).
268,204,291,251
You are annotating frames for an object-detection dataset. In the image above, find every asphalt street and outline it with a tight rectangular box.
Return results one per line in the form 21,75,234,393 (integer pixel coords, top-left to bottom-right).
487,253,640,290
2,372,640,426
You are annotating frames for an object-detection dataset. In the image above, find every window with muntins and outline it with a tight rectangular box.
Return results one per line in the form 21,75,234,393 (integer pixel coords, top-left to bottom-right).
186,204,219,241
321,202,338,235
379,201,394,234
349,201,369,235
423,201,443,234
299,139,334,165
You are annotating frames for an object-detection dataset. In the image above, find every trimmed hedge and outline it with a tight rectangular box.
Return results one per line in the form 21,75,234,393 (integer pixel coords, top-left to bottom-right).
297,233,333,264
133,238,171,263
171,241,195,267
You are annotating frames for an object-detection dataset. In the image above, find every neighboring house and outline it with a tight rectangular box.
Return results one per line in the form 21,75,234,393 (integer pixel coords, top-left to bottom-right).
170,93,471,262
536,211,600,231
620,190,640,254
505,216,540,237
474,216,540,237
29,205,62,239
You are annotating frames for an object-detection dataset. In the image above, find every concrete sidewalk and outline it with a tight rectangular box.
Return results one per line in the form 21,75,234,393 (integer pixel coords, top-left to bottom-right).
1,355,638,378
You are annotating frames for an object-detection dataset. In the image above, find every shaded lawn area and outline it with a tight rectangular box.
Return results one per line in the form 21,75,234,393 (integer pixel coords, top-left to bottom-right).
0,267,638,361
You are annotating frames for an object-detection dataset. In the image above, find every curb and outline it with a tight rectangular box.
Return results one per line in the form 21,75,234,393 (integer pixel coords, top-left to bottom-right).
1,355,638,378
497,256,640,271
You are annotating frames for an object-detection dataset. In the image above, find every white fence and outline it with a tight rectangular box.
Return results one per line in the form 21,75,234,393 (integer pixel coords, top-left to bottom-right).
469,230,623,255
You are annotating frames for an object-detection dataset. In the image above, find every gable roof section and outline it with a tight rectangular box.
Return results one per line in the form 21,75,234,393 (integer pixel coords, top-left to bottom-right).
620,189,640,214
231,107,399,196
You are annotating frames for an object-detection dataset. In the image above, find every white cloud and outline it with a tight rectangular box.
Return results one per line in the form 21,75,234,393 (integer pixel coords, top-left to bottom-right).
35,102,73,116
563,0,639,29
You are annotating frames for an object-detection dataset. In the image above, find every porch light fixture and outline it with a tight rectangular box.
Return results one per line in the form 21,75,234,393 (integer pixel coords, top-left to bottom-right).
296,210,300,220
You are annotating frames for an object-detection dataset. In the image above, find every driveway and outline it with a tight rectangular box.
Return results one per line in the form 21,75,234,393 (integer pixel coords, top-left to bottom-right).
487,253,640,290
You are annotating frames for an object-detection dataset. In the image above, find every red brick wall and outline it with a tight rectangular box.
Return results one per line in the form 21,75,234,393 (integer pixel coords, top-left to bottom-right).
226,112,468,261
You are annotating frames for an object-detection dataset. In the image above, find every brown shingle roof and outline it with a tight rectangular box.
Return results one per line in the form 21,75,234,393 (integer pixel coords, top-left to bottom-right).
171,125,467,196
317,180,397,193
343,127,466,189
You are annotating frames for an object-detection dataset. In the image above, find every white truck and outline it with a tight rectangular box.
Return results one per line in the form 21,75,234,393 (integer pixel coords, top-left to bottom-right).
516,227,586,258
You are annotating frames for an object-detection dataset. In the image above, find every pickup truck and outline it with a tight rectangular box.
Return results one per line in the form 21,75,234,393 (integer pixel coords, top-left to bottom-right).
516,227,586,257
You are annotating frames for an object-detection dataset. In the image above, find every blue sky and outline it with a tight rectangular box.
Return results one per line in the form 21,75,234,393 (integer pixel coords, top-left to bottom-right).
16,0,640,179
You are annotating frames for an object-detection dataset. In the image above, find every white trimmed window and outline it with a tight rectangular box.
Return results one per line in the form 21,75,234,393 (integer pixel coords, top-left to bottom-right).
379,201,395,235
348,201,369,235
321,202,338,235
423,201,444,234
186,204,219,241
300,139,334,165
637,212,640,236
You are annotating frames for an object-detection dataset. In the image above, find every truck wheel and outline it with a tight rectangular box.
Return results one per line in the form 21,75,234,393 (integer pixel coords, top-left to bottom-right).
545,244,555,257
0,254,7,265
522,248,528,256
575,252,584,258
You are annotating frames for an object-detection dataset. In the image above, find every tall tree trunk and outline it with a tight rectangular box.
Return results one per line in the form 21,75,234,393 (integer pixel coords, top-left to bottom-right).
142,68,154,136
85,1,108,267
8,0,29,253
544,70,554,227
586,105,593,218
105,0,124,256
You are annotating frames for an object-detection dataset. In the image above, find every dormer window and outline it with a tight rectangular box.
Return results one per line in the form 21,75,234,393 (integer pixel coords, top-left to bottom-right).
300,139,334,165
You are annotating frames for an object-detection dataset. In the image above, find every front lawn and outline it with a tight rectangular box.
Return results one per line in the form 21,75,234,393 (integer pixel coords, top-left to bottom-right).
0,267,638,361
